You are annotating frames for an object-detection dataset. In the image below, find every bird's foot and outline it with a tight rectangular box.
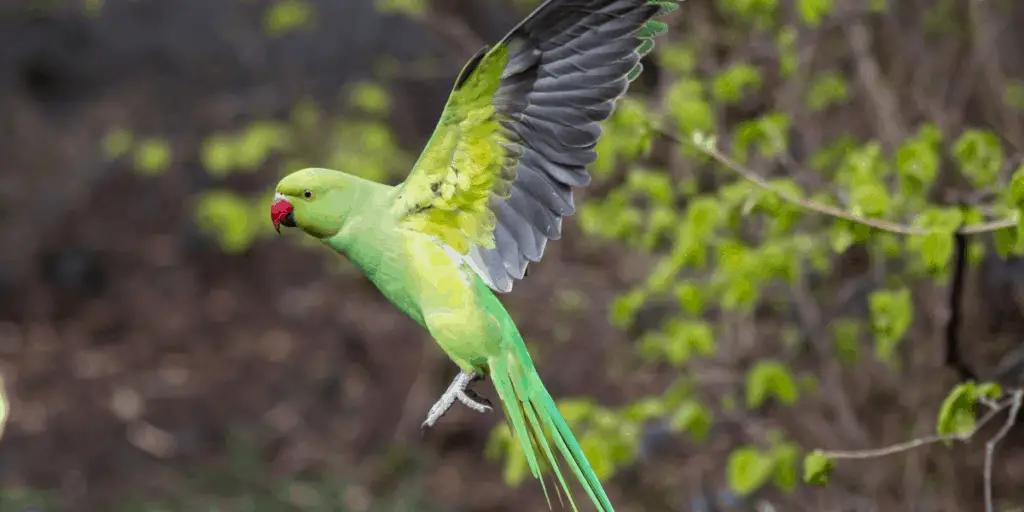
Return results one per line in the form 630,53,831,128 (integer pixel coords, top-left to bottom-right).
421,370,492,432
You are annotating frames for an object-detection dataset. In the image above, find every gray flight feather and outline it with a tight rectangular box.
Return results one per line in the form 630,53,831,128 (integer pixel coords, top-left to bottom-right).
468,0,676,292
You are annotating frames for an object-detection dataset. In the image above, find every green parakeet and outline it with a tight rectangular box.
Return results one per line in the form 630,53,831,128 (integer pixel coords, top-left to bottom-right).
270,1,678,510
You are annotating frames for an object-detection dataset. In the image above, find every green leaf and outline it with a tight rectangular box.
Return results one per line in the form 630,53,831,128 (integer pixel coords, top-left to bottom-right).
1004,81,1024,111
936,382,978,440
952,129,1004,188
726,446,776,496
829,220,856,253
977,382,1003,400
201,135,236,177
669,400,712,441
102,128,133,160
806,72,848,110
264,0,315,36
621,398,665,423
375,0,428,16
1006,164,1024,209
133,138,172,176
905,207,964,276
349,82,391,115
869,288,913,364
796,0,834,26
579,435,614,480
994,226,1017,258
711,64,762,104
776,27,798,77
666,79,714,137
745,360,799,408
770,441,800,493
849,182,890,217
895,124,941,194
194,191,261,254
609,289,646,329
802,450,833,486
673,282,705,315
830,318,861,365
658,42,696,74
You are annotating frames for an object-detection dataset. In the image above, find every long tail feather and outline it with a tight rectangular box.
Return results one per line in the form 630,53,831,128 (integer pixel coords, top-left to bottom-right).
490,355,614,512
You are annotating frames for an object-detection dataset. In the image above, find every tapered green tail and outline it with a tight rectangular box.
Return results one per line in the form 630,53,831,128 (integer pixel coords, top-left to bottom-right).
489,350,613,512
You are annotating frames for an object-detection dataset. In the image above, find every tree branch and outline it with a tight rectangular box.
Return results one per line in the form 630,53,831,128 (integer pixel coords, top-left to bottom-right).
660,127,1019,235
946,226,978,382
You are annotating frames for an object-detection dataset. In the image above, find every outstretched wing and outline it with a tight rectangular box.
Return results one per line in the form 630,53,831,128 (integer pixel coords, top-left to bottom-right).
391,0,678,292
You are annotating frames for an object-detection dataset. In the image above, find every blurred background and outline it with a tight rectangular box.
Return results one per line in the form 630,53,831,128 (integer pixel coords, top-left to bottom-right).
4,0,1024,510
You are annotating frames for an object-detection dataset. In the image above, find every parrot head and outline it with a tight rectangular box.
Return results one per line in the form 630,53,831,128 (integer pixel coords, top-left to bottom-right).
271,168,350,239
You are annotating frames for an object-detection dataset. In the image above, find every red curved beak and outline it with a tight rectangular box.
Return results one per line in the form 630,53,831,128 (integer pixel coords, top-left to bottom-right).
271,196,295,234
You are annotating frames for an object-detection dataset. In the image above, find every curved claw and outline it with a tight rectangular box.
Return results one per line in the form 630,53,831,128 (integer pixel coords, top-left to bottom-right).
421,370,492,433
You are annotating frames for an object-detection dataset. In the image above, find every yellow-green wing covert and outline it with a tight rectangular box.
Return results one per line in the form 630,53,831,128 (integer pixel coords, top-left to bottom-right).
392,0,679,292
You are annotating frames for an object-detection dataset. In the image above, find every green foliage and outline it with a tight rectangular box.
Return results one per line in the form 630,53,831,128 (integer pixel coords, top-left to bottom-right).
802,450,833,486
638,318,716,365
796,0,834,26
593,98,655,178
1004,81,1024,111
103,128,134,160
725,434,802,497
895,124,941,199
264,0,315,37
746,360,799,408
806,72,849,111
666,79,714,138
374,0,429,17
936,381,1002,441
108,80,412,256
201,121,290,178
868,288,913,364
717,0,780,29
953,129,1004,188
830,318,862,365
727,446,776,495
194,191,267,254
905,207,963,277
711,64,763,104
349,82,392,115
133,138,172,176
732,112,791,162
487,383,711,487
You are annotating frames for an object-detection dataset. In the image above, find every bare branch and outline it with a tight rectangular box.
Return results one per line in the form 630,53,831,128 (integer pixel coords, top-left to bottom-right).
984,390,1023,512
817,396,1011,461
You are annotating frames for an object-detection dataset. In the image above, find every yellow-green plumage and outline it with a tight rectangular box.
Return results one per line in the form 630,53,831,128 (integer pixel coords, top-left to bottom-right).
274,2,679,511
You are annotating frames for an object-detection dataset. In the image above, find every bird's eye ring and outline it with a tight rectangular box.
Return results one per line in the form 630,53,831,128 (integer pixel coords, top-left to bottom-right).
303,190,313,199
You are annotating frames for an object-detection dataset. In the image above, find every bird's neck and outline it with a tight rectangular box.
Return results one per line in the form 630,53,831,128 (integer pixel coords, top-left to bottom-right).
322,185,403,279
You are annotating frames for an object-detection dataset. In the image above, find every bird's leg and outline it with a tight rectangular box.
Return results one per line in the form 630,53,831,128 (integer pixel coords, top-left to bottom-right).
421,370,492,431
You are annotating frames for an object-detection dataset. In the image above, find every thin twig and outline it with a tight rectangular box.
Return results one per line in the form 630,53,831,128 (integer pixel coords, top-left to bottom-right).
984,389,1023,512
818,395,1013,461
659,127,1019,235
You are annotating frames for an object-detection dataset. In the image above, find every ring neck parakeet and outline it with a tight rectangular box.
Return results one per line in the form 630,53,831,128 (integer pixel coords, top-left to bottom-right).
270,1,679,510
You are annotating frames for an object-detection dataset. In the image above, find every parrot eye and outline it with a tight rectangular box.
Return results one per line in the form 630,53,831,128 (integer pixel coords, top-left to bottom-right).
303,190,313,199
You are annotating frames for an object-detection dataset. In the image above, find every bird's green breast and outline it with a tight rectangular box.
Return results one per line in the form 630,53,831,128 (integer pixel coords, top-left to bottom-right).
325,219,429,329
326,213,503,370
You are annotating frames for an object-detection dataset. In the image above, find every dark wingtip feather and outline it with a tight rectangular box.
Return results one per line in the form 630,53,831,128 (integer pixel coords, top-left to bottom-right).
476,0,679,293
